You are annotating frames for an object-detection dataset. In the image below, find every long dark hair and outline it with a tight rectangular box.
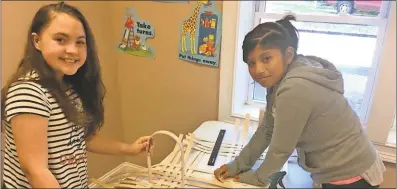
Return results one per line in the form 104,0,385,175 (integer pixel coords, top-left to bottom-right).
1,1,105,138
242,15,299,63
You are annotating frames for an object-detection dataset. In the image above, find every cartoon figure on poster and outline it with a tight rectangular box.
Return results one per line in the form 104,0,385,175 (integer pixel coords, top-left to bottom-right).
178,0,222,67
155,1,189,2
118,7,155,59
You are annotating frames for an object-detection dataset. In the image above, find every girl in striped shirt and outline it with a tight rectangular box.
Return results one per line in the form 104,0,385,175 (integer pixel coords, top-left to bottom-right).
1,2,152,188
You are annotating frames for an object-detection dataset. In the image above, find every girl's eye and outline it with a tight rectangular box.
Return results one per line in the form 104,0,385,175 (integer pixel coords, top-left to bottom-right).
77,41,86,45
247,62,255,67
55,38,65,43
262,56,271,63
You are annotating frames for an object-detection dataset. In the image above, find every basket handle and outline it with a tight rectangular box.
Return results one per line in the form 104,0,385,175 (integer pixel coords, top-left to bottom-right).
147,130,185,188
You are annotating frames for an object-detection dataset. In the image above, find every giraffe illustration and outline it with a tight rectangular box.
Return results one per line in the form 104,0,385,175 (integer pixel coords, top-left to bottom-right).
181,0,209,55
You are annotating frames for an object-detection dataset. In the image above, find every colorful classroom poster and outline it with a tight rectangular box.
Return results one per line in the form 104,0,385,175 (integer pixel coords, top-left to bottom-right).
155,1,189,2
118,7,155,59
178,0,222,67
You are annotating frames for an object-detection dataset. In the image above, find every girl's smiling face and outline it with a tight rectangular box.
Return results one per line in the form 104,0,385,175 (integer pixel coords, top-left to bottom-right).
32,13,87,79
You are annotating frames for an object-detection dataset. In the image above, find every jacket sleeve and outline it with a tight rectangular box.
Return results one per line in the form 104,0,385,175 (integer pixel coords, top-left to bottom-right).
226,109,274,177
238,82,313,186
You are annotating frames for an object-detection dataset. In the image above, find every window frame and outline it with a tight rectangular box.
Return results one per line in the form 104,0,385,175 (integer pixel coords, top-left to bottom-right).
387,116,396,147
218,1,396,162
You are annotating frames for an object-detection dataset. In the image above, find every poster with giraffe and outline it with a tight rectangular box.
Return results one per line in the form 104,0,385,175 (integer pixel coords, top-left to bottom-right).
118,7,155,59
178,0,222,67
155,1,188,2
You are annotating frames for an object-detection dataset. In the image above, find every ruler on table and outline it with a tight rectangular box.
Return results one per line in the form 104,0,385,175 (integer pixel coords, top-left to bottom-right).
207,129,226,166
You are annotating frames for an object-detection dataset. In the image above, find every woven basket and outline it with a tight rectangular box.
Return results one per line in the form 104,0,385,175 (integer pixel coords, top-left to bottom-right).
147,130,185,188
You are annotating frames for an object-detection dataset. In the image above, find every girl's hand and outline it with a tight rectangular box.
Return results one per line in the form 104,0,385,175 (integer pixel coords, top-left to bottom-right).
126,136,154,155
233,175,240,182
214,164,229,182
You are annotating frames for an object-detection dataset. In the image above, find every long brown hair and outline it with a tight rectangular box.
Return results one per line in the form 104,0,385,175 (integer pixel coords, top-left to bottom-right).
1,1,105,138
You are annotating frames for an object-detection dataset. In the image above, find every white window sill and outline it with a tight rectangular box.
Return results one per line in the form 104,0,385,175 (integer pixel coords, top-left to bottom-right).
375,143,396,164
232,103,261,121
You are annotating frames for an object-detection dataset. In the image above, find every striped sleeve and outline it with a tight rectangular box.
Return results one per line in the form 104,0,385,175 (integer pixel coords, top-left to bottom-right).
4,82,51,122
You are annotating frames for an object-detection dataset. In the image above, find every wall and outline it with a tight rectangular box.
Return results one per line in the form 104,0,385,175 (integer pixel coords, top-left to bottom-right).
381,162,396,188
109,1,221,166
1,1,125,179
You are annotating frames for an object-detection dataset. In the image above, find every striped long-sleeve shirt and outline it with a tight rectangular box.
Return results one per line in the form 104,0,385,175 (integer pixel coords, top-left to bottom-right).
3,71,88,188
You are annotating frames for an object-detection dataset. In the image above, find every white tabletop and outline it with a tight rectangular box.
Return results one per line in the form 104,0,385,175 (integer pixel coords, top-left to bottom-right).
89,120,312,188
192,120,270,168
192,120,253,143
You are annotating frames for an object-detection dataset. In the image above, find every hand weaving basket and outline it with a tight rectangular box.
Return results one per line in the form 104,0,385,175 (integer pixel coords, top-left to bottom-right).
147,130,186,188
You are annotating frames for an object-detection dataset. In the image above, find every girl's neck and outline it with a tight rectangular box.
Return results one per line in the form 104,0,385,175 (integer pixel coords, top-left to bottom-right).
56,72,64,81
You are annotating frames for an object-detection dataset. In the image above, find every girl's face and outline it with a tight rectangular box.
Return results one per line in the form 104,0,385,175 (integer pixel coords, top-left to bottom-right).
246,46,294,88
32,13,87,79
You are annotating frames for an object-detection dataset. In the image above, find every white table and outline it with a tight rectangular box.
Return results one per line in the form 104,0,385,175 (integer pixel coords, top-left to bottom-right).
88,121,311,188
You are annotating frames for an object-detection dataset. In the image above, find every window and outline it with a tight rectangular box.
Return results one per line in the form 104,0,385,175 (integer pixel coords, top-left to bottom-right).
387,116,396,146
218,1,396,162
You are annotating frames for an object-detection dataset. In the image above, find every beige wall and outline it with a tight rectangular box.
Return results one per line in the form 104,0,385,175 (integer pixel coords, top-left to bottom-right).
382,162,396,188
109,1,221,167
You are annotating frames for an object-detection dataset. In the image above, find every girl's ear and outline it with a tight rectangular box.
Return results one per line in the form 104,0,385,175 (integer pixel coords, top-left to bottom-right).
32,33,41,50
285,46,295,65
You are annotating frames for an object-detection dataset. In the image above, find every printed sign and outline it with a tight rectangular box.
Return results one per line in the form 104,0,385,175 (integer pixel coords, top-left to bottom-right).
118,7,155,59
178,0,222,67
156,1,189,2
